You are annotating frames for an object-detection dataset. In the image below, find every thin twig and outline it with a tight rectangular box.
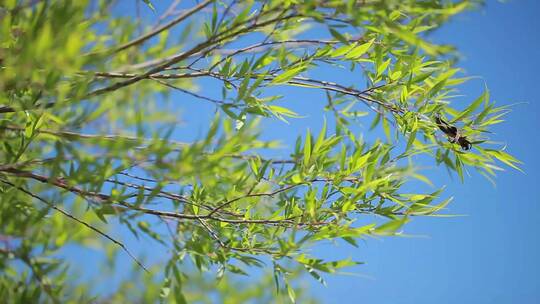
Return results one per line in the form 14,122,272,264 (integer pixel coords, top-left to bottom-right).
152,0,183,30
114,0,215,53
151,77,235,106
208,183,302,217
90,69,400,113
86,10,298,97
0,178,149,272
0,125,190,147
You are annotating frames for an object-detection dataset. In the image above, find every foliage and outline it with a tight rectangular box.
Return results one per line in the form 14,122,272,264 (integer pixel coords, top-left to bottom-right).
0,0,519,302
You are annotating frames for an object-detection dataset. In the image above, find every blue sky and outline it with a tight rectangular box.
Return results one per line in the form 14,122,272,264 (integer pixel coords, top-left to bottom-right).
70,1,540,302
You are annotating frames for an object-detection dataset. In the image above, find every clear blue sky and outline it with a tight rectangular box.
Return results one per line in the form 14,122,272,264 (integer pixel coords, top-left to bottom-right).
71,1,540,302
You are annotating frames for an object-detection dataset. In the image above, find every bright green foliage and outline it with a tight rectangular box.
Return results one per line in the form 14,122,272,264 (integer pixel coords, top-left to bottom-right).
0,0,519,302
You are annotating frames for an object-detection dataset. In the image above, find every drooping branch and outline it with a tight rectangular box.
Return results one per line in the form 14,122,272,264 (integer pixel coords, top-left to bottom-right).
0,178,149,272
0,167,333,228
86,7,299,97
91,69,401,114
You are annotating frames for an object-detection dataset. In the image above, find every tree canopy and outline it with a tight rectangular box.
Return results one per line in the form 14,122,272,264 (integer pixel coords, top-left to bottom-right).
0,0,520,302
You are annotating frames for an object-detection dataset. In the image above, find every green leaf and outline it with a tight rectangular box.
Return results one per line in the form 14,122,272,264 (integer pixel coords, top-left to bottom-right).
285,281,296,303
313,119,327,153
159,279,171,298
485,149,523,172
382,117,391,142
328,27,348,44
452,91,487,123
406,129,417,150
268,105,301,122
271,65,305,84
303,129,312,167
376,58,391,77
331,43,357,58
373,217,409,235
141,0,155,12
304,266,327,286
345,39,375,59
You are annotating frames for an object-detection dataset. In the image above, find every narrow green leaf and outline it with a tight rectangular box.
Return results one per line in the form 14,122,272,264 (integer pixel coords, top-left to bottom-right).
303,129,312,167
345,39,375,59
452,91,487,122
142,0,155,12
271,65,305,84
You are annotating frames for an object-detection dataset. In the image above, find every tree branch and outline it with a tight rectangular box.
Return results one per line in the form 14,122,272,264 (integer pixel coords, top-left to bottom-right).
0,178,148,272
113,0,215,53
86,9,299,97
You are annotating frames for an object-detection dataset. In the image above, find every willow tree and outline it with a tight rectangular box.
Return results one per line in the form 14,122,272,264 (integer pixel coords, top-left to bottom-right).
0,0,519,302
